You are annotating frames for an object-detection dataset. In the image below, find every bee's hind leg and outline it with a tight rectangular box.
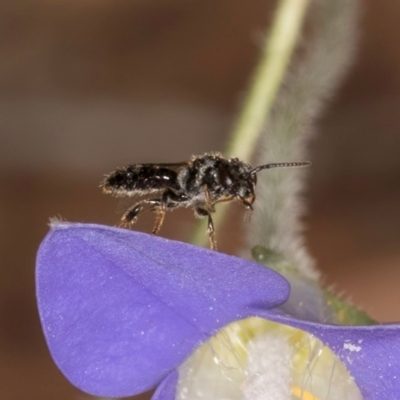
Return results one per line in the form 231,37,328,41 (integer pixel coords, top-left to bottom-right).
195,207,217,250
120,205,141,227
120,199,161,228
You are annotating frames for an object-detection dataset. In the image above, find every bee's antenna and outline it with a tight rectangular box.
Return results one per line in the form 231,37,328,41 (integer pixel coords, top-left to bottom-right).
250,161,312,175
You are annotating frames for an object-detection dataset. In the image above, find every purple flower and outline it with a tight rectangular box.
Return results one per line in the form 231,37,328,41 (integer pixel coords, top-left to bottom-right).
36,223,400,399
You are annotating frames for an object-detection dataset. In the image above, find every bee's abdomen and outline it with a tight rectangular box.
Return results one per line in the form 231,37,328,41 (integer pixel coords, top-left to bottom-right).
102,165,179,196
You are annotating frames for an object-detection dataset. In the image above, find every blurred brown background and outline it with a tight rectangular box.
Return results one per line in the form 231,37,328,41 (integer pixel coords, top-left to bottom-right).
1,0,400,399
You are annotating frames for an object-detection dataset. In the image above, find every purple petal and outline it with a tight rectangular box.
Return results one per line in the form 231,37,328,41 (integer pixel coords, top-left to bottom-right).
151,371,178,400
36,223,289,398
260,310,400,399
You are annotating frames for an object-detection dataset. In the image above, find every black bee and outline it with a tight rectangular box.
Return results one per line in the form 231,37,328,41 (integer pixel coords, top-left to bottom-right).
101,152,311,250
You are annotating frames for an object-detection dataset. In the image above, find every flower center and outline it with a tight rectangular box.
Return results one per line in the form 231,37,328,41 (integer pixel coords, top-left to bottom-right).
177,317,363,400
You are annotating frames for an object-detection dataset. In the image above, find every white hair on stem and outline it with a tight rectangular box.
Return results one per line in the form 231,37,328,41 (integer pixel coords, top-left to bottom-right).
247,0,360,281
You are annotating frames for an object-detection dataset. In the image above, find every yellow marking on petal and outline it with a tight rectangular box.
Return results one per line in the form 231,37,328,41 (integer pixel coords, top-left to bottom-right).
291,386,320,400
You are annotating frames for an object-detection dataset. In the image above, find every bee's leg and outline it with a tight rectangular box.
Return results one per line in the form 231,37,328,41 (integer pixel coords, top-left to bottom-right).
203,186,216,212
120,199,161,227
151,205,166,235
120,204,142,227
195,207,217,250
151,190,184,235
151,190,172,234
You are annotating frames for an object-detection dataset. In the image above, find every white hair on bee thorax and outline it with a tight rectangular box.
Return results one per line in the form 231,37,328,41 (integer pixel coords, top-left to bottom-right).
247,0,360,281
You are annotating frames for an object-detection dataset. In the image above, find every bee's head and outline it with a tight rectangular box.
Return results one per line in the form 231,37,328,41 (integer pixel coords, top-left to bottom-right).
235,175,256,208
235,161,311,208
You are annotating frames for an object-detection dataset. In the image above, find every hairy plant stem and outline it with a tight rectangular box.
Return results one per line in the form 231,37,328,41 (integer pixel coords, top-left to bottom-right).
191,0,310,247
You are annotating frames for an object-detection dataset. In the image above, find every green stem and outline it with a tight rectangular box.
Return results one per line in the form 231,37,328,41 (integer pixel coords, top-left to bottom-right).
191,0,310,247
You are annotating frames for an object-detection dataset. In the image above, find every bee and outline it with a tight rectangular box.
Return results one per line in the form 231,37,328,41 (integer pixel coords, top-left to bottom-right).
101,152,311,250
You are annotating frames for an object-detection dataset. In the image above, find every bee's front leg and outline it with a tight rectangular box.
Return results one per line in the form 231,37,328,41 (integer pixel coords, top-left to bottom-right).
195,207,217,250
